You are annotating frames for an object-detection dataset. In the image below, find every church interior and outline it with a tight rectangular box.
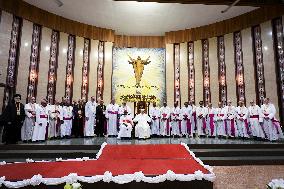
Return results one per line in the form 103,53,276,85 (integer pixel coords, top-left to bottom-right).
0,0,284,189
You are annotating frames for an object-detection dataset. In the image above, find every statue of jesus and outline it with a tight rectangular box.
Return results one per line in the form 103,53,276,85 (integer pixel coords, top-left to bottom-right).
128,55,151,87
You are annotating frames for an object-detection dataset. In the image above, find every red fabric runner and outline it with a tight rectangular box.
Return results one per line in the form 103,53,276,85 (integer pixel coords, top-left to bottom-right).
0,144,209,181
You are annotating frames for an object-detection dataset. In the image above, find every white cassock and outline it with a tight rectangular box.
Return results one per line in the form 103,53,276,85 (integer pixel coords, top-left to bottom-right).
159,106,171,136
191,105,197,133
196,106,208,136
48,104,61,138
21,103,37,141
170,107,181,136
134,113,151,139
32,105,48,141
261,103,284,141
118,105,132,115
85,101,97,137
235,106,249,138
149,106,160,135
248,105,265,138
60,106,73,137
117,114,133,138
224,105,237,137
106,103,119,136
206,107,216,137
215,108,226,137
181,106,192,136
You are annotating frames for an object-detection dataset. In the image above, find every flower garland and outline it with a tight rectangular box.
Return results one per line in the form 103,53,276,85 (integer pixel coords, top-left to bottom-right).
0,143,215,188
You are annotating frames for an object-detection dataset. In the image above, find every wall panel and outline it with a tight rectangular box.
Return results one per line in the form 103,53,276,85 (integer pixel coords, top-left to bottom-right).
224,33,236,106
55,32,68,101
194,40,202,104
261,21,279,118
103,42,113,103
36,27,52,101
88,39,99,99
16,19,32,101
0,11,13,111
180,42,188,106
242,28,255,104
72,36,83,101
208,37,218,106
166,44,174,107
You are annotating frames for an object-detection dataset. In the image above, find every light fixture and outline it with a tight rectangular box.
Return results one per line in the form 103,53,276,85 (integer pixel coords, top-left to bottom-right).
264,46,268,51
63,48,67,53
45,46,50,51
24,42,29,47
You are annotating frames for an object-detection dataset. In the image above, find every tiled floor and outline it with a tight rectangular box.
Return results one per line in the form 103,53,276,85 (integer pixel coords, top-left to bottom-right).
213,165,284,189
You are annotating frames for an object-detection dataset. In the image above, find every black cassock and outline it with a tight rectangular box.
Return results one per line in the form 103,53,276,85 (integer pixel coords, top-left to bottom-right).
0,102,25,144
96,104,106,136
72,104,85,138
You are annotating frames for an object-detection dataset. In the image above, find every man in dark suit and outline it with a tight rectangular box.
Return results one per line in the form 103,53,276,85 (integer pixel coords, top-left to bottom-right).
0,94,25,144
96,99,106,137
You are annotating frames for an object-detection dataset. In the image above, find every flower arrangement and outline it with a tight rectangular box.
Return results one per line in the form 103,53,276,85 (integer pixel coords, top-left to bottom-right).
64,182,82,189
267,179,284,189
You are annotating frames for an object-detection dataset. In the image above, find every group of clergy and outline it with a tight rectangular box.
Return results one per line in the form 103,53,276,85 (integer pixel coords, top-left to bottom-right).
0,93,283,144
116,98,284,141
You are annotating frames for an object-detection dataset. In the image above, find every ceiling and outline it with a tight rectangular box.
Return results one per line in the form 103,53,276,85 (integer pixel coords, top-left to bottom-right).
23,0,257,36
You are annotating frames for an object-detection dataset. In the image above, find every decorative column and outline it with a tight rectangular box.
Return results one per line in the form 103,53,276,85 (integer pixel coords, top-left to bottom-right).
64,35,76,104
217,36,227,106
188,42,195,103
252,25,266,105
26,24,42,101
81,38,91,101
272,17,284,124
234,31,246,104
96,41,105,100
3,16,22,107
46,30,60,104
202,39,210,106
174,43,181,105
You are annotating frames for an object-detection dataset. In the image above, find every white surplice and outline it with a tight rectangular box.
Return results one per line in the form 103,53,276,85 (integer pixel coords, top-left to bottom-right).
170,107,181,136
248,105,265,138
196,106,208,136
235,106,249,138
60,105,73,137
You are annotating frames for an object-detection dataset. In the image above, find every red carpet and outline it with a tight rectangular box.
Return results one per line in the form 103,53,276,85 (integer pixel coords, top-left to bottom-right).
0,144,210,181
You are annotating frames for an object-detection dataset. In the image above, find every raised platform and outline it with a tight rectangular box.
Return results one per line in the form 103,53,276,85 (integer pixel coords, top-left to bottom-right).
0,137,284,166
0,143,214,189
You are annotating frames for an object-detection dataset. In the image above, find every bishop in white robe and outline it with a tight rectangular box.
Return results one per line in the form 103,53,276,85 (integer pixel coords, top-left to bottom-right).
261,98,284,141
248,100,265,139
149,102,160,136
224,100,237,137
60,104,73,138
235,101,250,138
85,96,97,137
170,103,181,136
117,111,133,139
106,99,119,136
196,101,208,136
159,102,171,136
32,99,48,142
206,103,216,137
21,97,37,142
181,102,192,137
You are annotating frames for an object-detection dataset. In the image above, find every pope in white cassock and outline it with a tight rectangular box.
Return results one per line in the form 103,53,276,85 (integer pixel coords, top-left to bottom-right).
235,100,249,138
134,109,151,139
85,96,97,137
106,99,120,136
21,97,37,141
117,110,133,139
248,100,265,139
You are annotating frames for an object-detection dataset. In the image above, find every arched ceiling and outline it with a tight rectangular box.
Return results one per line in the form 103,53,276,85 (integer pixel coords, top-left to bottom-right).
23,0,257,36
